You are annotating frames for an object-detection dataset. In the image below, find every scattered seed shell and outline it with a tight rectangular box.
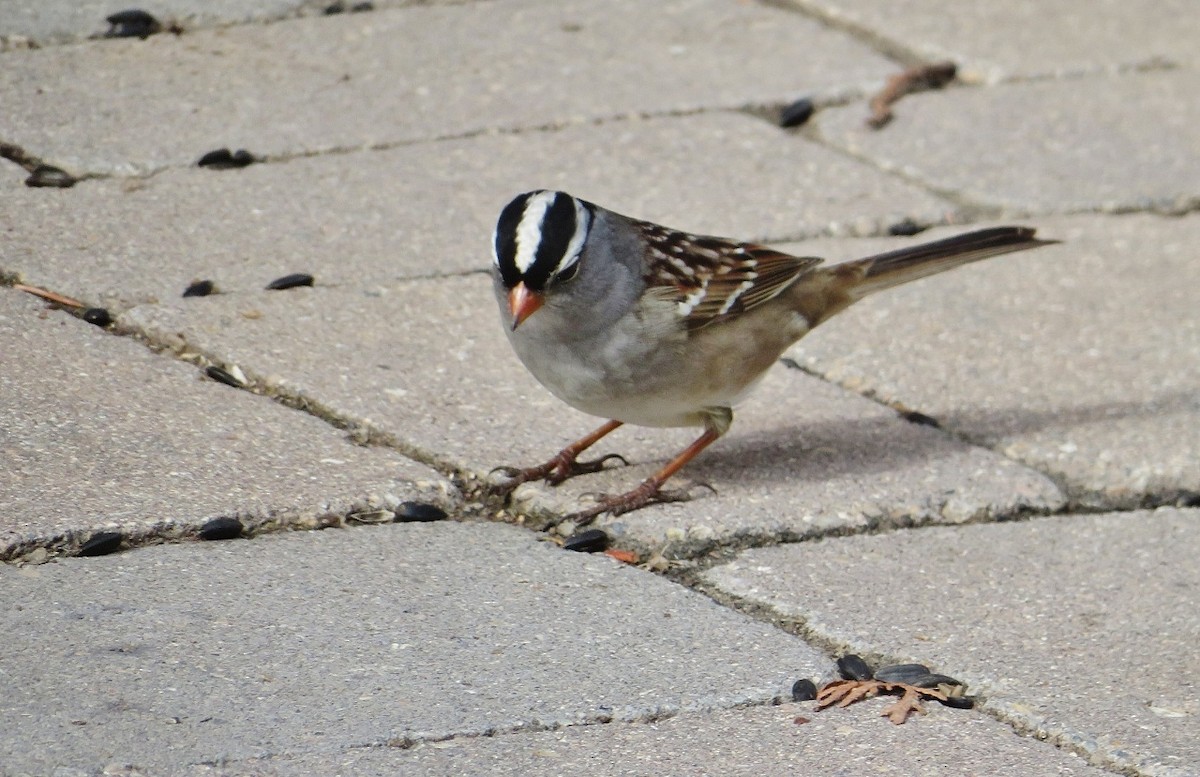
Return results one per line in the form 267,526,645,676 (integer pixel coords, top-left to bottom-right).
205,365,246,388
25,164,77,188
82,308,113,328
79,531,123,557
197,148,256,169
183,279,215,298
873,663,932,684
266,273,314,291
394,502,447,522
779,97,815,128
198,516,244,541
791,678,818,702
836,654,874,681
105,9,162,38
347,509,395,524
562,528,609,553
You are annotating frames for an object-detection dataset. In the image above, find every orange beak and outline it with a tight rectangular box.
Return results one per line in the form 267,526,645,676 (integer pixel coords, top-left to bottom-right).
507,282,545,331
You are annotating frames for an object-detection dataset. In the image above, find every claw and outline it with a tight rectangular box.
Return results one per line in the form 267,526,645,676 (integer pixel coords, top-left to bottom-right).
545,452,629,485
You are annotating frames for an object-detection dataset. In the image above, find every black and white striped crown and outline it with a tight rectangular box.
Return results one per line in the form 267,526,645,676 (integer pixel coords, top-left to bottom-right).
492,190,594,291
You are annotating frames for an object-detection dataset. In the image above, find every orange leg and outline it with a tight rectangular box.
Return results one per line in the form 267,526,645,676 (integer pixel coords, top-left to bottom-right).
565,426,722,526
489,420,626,494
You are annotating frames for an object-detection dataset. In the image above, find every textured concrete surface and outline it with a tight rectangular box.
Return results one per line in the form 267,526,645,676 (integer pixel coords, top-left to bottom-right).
783,213,1200,508
815,70,1199,214
1,112,956,312
705,509,1200,776
180,704,1108,776
0,288,448,559
787,0,1200,80
120,276,1064,551
0,522,827,774
0,0,892,175
3,0,1198,773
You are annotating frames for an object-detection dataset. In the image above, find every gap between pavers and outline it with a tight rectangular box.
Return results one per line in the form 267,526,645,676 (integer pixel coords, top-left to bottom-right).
0,0,894,175
703,508,1200,777
813,69,1199,214
0,521,829,774
0,287,451,560
0,111,957,313
119,273,1065,554
175,702,1110,777
781,213,1200,510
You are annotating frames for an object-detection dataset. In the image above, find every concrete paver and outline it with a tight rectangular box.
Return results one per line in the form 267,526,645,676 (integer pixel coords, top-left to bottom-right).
0,0,894,175
0,521,828,774
814,70,1199,214
180,703,1108,776
0,288,448,559
789,0,1200,80
783,213,1200,508
121,275,1064,551
0,112,957,312
704,508,1200,776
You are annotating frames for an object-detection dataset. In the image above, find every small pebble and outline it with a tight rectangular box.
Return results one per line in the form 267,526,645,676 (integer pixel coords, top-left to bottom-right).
778,97,815,128
836,654,874,681
888,218,926,236
105,9,162,39
198,516,243,541
79,531,123,557
25,164,77,188
791,678,818,702
394,502,447,522
82,307,113,328
182,279,215,298
205,365,245,388
562,528,609,553
266,273,314,290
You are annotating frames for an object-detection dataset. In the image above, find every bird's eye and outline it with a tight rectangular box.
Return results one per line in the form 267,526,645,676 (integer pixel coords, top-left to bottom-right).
555,261,580,283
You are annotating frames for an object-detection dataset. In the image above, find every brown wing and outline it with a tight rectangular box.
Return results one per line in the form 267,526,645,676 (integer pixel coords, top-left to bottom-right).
639,220,821,331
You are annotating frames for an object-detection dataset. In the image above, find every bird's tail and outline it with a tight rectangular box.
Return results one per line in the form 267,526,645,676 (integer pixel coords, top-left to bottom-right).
793,227,1057,327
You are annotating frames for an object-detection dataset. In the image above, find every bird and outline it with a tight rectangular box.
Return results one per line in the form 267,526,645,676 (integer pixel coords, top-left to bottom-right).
488,190,1056,525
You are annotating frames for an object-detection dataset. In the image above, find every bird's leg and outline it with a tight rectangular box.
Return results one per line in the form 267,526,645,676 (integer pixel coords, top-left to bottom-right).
488,420,627,495
563,425,723,527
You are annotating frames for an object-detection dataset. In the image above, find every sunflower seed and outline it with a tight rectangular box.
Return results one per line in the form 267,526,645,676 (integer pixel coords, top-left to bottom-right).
562,528,609,553
836,654,874,681
80,531,123,557
25,164,77,188
198,516,244,541
105,9,162,39
82,308,113,327
791,678,818,702
266,273,314,290
394,502,447,522
873,663,931,684
205,365,245,388
779,97,815,128
183,280,215,298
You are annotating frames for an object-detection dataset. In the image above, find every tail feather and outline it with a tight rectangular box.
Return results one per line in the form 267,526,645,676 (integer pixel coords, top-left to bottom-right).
791,226,1057,327
851,226,1056,298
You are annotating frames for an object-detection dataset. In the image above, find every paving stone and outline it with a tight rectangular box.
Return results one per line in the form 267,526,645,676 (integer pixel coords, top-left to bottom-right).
704,508,1200,777
120,276,1064,553
0,287,448,559
789,0,1200,80
814,70,1199,214
0,112,957,312
0,0,894,175
783,213,1200,508
0,521,828,774
179,702,1107,776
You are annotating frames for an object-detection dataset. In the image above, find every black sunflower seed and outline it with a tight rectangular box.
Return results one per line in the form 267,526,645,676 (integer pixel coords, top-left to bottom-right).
873,663,931,684
324,2,346,13
791,678,818,702
205,365,245,388
779,97,815,128
25,164,77,188
936,695,975,709
562,528,609,553
351,2,374,10
888,218,927,236
266,273,314,290
197,148,256,169
912,672,964,690
182,279,215,298
82,308,113,327
198,516,243,541
394,502,447,522
80,531,123,557
899,410,940,428
105,9,162,39
836,654,874,681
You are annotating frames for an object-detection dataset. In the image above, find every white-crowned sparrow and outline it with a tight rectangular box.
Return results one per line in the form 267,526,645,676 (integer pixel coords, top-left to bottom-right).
489,190,1055,524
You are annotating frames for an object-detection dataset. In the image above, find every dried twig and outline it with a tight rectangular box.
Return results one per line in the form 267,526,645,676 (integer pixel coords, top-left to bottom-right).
867,61,957,129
